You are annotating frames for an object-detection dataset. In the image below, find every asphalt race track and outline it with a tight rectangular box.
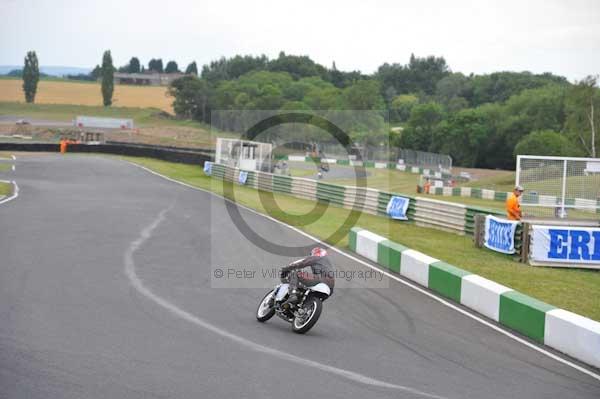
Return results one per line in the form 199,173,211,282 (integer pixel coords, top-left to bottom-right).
1,154,599,398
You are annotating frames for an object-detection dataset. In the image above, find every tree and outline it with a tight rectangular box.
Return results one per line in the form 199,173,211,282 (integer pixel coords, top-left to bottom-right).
267,51,327,80
470,71,567,106
129,57,141,73
148,58,163,73
165,60,179,73
168,76,212,121
185,61,198,75
101,50,114,106
514,130,578,157
90,65,102,80
440,108,490,167
342,79,384,110
201,55,268,83
435,73,472,107
400,102,444,151
565,75,599,157
22,51,39,103
390,94,418,123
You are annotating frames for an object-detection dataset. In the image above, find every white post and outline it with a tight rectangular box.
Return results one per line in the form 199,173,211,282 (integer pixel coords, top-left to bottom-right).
561,159,568,218
258,144,263,172
515,155,521,187
215,139,221,164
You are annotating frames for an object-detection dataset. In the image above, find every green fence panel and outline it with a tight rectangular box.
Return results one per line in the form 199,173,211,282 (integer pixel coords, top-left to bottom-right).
499,291,555,343
470,188,482,199
257,172,273,192
348,227,362,252
377,191,392,216
245,171,256,186
464,207,504,236
428,261,470,302
363,161,375,168
316,182,345,206
494,191,508,201
336,159,350,165
272,175,292,194
377,240,408,273
212,164,226,180
452,187,461,196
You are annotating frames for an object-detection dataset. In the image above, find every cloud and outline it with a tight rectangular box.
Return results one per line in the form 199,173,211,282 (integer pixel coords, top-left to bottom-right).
0,0,598,81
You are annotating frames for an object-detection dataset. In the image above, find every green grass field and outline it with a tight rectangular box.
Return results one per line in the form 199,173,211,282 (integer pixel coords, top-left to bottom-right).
121,156,600,321
460,172,515,191
0,181,11,196
0,101,195,128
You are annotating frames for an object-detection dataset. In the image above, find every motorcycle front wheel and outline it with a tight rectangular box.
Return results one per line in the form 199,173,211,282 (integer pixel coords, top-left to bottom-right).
291,296,322,334
256,290,276,322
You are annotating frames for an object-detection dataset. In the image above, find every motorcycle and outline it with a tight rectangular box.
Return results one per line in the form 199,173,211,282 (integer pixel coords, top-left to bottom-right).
256,272,331,334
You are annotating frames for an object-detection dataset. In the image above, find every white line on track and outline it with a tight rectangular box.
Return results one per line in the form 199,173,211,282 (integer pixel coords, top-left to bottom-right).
11,154,16,161
125,205,446,398
126,161,600,383
0,180,19,206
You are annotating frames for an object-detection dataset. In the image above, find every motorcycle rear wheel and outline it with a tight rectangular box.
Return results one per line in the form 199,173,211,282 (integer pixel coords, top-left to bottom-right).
291,296,322,334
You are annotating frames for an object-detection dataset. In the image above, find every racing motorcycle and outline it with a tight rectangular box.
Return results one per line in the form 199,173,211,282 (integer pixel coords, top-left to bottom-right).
256,273,331,334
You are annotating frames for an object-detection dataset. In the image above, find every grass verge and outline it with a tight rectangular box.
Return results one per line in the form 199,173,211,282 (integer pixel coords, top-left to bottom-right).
0,181,11,196
122,156,600,321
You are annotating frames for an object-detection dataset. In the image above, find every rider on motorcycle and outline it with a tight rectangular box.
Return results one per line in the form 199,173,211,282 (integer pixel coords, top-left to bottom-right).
280,247,335,306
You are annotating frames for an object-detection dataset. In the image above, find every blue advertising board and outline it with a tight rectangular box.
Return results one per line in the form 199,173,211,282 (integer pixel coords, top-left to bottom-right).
203,161,213,176
484,215,519,254
238,170,248,185
386,196,409,220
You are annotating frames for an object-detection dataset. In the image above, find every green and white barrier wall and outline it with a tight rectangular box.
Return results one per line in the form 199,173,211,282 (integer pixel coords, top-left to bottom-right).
349,227,600,369
277,154,452,179
425,185,600,215
209,162,511,239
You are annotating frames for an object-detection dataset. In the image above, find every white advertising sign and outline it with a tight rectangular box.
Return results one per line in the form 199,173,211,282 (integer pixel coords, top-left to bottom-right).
531,225,600,268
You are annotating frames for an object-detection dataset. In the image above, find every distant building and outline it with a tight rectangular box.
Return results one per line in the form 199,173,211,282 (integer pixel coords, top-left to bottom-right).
113,72,188,86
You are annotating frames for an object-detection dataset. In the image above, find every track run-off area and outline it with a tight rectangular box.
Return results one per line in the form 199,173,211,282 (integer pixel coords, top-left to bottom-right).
1,154,599,398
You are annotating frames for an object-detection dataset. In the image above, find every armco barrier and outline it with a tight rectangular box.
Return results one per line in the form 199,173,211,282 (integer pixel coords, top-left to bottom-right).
278,154,452,178
348,227,600,369
0,142,212,166
211,163,514,244
425,183,600,216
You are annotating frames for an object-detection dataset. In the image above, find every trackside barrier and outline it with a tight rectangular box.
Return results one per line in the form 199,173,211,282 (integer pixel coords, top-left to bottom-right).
348,227,600,369
210,163,515,246
426,184,600,215
278,155,452,178
0,142,212,166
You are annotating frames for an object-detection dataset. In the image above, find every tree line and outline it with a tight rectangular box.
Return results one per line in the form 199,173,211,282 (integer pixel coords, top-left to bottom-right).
169,52,599,169
17,49,599,168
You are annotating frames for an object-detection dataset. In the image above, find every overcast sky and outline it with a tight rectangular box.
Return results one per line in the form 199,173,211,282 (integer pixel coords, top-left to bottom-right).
1,0,599,81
